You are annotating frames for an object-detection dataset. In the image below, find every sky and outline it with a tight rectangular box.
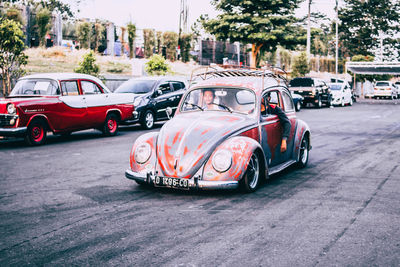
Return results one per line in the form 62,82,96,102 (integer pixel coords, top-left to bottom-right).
65,0,339,31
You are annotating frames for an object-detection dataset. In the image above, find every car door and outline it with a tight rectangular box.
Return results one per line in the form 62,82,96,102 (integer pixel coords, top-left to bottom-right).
260,90,285,167
280,90,296,162
153,81,175,120
58,80,88,130
80,80,108,126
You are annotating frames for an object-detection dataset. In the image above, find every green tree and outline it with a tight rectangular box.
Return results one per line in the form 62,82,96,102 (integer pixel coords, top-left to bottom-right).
156,31,163,55
162,31,178,61
201,0,303,68
291,52,310,77
127,22,136,59
2,0,74,17
339,0,400,58
0,19,27,96
180,33,191,63
143,28,155,58
76,21,90,49
36,7,51,47
5,8,23,25
91,22,104,52
74,50,100,76
145,54,170,76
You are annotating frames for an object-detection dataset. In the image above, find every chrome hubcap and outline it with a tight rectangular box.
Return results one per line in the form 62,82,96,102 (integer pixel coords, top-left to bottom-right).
248,154,259,189
146,113,154,128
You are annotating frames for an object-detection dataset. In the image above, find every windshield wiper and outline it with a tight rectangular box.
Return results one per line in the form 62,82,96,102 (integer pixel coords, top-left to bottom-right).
184,102,204,111
214,103,233,113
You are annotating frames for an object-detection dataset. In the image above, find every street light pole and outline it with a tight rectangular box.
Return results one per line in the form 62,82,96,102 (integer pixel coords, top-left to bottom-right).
306,0,311,61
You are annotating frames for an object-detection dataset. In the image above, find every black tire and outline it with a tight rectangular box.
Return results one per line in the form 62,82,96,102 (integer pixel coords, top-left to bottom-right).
295,101,301,112
240,152,260,193
141,110,155,130
25,120,47,146
315,96,322,108
341,98,345,107
103,113,119,136
327,97,333,107
297,137,309,168
349,98,353,106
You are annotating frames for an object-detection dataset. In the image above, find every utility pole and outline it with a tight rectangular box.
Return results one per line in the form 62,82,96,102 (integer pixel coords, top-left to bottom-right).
335,0,339,82
306,0,311,61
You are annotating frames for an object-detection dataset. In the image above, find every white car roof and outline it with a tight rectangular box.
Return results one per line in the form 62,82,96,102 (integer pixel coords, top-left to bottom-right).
19,73,111,93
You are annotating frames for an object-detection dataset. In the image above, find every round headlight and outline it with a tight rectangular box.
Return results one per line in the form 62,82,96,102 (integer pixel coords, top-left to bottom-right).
7,103,16,115
134,142,151,164
212,149,232,173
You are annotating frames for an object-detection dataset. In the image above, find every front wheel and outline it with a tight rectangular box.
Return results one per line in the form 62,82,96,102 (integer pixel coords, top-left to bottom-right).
103,113,119,136
141,110,155,130
349,98,353,106
297,137,309,168
240,153,260,193
25,120,47,146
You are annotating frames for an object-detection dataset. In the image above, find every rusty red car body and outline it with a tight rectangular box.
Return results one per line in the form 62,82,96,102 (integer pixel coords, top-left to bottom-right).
0,73,135,145
125,70,311,192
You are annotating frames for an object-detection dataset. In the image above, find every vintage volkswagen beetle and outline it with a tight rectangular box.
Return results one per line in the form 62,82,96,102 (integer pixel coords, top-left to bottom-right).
0,73,135,145
125,69,311,192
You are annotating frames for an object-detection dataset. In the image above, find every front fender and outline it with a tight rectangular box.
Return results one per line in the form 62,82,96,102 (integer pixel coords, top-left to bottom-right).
129,131,158,174
202,136,265,182
293,119,311,161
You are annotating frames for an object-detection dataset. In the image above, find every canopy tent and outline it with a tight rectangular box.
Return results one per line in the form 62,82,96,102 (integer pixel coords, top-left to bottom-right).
346,62,400,75
345,62,400,97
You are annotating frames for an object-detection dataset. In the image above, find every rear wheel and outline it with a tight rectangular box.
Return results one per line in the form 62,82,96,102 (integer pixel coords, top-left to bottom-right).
297,137,309,168
295,101,301,112
103,113,119,136
240,153,260,193
25,120,47,146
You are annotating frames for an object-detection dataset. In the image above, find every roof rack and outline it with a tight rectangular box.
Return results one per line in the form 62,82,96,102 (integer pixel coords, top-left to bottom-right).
189,65,289,89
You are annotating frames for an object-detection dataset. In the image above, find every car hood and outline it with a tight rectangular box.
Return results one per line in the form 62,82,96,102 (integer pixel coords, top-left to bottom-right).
156,112,255,178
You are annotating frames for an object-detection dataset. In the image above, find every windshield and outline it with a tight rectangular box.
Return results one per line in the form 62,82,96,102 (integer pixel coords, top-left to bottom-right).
329,84,342,90
376,82,389,87
114,79,156,94
10,79,60,96
181,88,255,114
289,78,313,87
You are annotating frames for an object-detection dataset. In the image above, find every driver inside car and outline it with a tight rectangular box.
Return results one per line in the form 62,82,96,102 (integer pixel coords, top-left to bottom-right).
202,89,223,110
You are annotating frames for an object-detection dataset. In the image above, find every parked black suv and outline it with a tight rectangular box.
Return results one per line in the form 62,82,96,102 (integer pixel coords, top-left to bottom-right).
289,77,332,108
115,77,187,129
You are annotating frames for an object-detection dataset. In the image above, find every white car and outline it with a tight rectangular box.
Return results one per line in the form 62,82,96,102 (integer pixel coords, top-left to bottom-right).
373,81,397,99
328,81,353,106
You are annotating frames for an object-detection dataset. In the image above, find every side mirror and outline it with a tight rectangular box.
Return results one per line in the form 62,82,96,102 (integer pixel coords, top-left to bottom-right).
166,107,173,119
156,89,162,96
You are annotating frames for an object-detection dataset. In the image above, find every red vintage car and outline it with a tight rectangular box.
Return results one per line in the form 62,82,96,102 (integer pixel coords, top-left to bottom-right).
125,69,311,192
0,73,135,145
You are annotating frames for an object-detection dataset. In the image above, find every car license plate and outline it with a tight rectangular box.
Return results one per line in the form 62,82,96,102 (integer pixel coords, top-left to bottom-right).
154,176,189,190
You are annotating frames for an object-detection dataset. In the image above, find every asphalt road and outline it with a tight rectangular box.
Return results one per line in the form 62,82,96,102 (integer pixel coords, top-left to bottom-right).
1,101,399,266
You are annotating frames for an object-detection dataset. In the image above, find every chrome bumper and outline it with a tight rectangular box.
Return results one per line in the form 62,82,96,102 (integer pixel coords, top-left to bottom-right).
0,127,27,136
125,169,239,190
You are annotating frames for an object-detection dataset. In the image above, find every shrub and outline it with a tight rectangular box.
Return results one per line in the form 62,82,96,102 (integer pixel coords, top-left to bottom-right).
145,54,170,76
291,52,310,77
74,51,99,76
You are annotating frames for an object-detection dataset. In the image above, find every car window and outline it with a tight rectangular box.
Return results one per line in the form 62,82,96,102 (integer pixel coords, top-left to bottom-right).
61,81,80,96
10,79,60,96
282,91,294,112
289,78,313,87
171,81,186,91
157,83,172,95
261,91,281,116
376,82,389,86
81,81,102,95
